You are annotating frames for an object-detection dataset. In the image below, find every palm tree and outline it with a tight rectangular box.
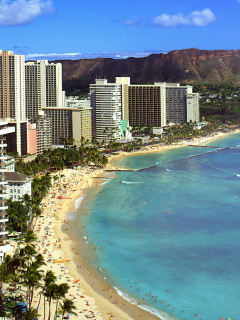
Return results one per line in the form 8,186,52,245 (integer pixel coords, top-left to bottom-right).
103,126,109,143
53,175,59,187
59,299,77,320
42,271,57,320
53,283,70,320
21,265,43,309
24,307,40,320
24,229,37,245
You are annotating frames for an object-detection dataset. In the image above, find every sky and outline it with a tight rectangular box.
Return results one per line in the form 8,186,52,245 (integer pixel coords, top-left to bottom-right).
0,0,240,60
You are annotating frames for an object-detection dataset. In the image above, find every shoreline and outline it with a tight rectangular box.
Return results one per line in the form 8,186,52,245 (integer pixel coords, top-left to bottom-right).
32,129,239,320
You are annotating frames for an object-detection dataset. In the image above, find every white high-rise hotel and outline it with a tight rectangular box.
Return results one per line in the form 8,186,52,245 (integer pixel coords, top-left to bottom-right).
0,121,15,250
90,77,200,141
90,79,122,141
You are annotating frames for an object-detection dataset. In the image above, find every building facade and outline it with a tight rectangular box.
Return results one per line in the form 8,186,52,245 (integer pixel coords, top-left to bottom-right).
5,172,32,202
90,79,122,142
0,50,27,156
0,120,15,246
66,98,92,144
90,78,200,139
35,111,52,154
43,102,92,146
25,60,64,120
6,120,28,156
128,84,166,128
43,107,73,145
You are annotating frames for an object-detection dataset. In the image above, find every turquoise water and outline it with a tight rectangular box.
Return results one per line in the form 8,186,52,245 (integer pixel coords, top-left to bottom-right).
78,133,240,320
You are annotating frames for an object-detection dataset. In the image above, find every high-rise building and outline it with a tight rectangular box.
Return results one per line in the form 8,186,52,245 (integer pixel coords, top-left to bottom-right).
165,83,199,124
43,101,92,146
0,120,15,248
0,50,27,156
0,50,25,121
90,78,200,139
25,60,64,120
129,82,199,127
128,84,166,128
35,111,52,154
90,79,122,142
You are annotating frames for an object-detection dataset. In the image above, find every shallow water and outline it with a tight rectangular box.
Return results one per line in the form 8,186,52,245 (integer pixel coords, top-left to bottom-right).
77,133,240,320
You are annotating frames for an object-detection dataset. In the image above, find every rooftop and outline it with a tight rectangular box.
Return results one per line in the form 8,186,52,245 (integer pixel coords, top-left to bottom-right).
4,172,31,182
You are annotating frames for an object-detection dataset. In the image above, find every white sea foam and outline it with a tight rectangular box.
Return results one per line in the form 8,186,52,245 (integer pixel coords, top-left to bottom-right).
113,287,176,320
166,169,171,171
121,181,143,184
66,211,75,221
74,195,86,209
99,179,111,186
237,174,240,177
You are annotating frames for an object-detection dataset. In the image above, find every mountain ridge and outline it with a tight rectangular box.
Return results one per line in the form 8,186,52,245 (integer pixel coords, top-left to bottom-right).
55,48,240,92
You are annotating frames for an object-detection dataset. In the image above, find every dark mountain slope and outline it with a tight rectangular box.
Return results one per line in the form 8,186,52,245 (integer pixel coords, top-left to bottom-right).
55,48,240,92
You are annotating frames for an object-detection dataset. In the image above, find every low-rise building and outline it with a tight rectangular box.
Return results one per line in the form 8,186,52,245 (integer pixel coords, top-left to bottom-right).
4,172,32,202
4,156,15,172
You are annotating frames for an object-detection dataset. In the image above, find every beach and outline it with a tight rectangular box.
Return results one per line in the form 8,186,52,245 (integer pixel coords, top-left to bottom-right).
33,168,164,320
32,129,239,320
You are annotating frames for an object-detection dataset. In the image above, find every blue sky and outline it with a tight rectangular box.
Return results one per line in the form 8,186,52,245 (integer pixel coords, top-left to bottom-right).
0,0,239,60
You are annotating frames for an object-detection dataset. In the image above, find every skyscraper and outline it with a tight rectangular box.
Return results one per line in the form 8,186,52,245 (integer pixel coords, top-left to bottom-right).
0,50,28,156
0,120,15,247
90,78,200,141
0,50,25,121
25,60,64,120
90,79,122,142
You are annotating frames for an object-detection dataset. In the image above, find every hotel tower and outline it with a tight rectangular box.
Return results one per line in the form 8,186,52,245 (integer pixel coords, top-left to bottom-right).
0,50,27,156
0,121,15,249
25,60,64,120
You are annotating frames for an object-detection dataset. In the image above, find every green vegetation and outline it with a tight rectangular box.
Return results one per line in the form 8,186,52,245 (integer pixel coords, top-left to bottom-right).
0,231,72,320
193,83,240,124
16,138,108,176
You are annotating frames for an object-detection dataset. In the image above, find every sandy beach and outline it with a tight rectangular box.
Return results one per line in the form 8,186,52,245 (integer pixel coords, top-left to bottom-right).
31,129,239,320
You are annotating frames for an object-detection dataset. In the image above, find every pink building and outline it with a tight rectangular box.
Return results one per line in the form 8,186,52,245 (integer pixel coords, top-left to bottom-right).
28,123,36,154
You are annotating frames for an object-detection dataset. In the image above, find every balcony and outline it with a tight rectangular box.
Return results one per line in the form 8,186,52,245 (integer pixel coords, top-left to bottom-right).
0,231,8,236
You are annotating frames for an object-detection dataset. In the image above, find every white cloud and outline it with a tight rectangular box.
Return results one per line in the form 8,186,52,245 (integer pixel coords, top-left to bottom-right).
0,0,55,26
123,17,146,27
27,53,82,59
26,51,168,61
152,8,216,27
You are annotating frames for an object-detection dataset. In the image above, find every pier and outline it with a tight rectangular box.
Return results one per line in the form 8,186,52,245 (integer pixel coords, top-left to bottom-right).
104,165,157,172
188,145,222,148
104,168,137,172
188,147,231,158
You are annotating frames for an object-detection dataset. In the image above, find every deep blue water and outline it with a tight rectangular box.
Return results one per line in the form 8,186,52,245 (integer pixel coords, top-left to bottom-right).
77,133,240,320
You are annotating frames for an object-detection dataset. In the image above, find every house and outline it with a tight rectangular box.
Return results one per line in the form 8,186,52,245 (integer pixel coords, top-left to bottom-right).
4,172,32,201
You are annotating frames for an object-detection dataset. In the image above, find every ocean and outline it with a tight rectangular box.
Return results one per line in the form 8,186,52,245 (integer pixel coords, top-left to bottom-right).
76,133,240,320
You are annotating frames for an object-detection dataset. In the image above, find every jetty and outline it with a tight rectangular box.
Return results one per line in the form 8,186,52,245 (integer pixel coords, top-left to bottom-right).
188,145,222,148
188,147,231,158
104,165,157,172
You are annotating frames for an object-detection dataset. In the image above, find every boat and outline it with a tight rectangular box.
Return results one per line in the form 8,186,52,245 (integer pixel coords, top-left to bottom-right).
53,259,71,263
